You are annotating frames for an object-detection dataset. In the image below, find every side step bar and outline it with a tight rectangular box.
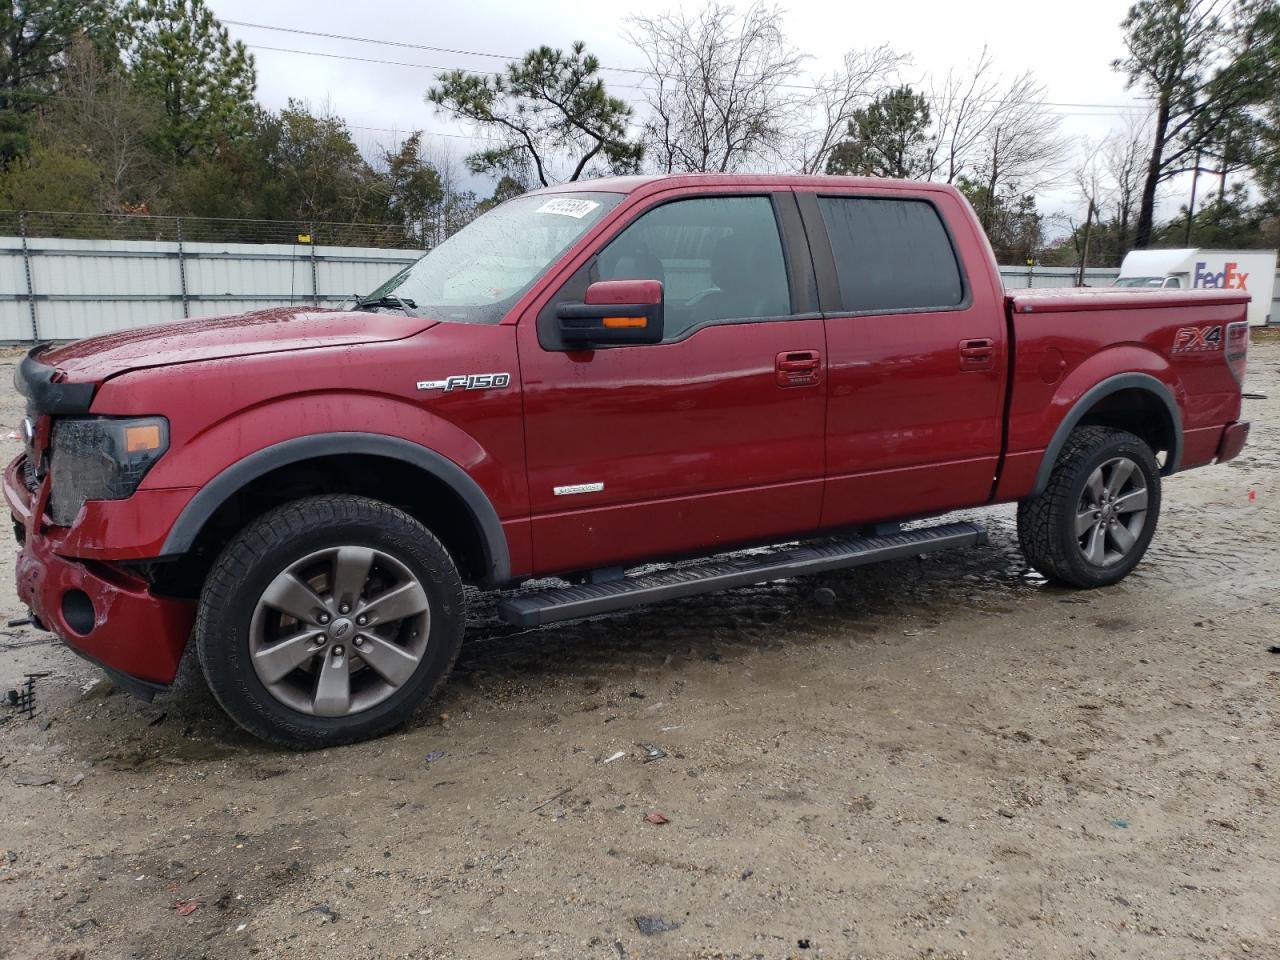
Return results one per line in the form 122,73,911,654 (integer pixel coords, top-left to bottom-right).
496,521,986,628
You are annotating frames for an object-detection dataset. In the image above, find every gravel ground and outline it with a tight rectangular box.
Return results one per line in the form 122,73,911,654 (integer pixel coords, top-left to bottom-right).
0,339,1276,960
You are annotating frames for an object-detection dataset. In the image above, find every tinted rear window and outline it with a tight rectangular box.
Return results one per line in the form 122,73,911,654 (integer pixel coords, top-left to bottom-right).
818,197,964,313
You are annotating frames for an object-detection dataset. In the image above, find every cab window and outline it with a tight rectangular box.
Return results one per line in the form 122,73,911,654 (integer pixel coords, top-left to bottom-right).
818,196,964,313
596,196,791,340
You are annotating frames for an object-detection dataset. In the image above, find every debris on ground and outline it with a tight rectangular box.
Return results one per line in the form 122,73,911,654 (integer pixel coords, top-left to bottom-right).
12,771,56,786
602,751,626,764
643,812,669,826
633,915,680,935
174,898,202,916
5,672,50,720
529,787,572,813
638,743,667,763
812,587,837,607
424,751,444,762
299,903,339,923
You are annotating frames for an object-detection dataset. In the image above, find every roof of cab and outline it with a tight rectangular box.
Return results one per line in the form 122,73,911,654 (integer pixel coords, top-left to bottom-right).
530,172,960,198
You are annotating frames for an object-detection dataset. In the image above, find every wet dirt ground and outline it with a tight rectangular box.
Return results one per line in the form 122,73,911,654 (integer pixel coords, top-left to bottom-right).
0,340,1277,960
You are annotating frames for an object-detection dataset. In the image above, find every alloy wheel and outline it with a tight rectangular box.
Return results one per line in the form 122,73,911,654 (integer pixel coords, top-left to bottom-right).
1074,456,1149,568
248,546,431,716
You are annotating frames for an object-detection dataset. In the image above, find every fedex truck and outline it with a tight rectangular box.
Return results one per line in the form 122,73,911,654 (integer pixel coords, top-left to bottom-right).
1115,248,1277,326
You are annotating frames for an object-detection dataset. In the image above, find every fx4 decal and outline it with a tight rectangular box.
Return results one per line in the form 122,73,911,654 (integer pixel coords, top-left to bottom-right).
1172,325,1222,353
417,372,512,392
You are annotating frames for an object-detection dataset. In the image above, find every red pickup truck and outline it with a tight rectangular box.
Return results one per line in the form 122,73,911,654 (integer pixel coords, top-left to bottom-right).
8,174,1251,747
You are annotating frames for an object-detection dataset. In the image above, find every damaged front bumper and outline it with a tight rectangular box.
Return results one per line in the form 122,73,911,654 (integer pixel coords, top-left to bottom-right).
6,455,195,692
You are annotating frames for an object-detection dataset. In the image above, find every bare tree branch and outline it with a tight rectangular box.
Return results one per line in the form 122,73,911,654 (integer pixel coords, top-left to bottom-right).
626,2,809,173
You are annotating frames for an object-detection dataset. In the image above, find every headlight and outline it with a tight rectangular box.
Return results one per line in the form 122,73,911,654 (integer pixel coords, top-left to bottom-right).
48,416,169,525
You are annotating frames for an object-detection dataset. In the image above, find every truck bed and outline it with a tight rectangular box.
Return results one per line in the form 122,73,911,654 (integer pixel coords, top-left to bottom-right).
1006,286,1250,314
996,285,1251,503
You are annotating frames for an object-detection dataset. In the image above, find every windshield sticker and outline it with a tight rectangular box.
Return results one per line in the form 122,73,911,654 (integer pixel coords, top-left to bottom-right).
536,198,600,219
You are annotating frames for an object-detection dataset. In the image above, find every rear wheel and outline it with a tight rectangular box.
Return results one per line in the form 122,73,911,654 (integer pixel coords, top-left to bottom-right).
1017,426,1161,588
195,496,464,748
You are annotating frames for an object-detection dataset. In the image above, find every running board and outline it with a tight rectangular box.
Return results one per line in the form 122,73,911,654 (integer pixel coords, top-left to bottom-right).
497,521,986,628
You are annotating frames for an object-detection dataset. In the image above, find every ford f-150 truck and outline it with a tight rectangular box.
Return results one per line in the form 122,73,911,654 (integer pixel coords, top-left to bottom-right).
7,174,1252,747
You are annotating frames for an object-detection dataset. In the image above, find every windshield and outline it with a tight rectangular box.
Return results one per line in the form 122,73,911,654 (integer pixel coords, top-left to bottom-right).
362,191,623,323
1113,277,1164,288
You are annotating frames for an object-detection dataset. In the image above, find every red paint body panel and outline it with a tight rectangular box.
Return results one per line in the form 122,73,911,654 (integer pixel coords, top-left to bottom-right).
41,307,435,378
805,185,1009,527
519,317,826,574
4,173,1249,689
995,293,1248,500
94,323,530,523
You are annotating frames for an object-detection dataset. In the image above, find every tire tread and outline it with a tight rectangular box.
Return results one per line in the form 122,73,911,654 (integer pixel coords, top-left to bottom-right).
1017,426,1160,588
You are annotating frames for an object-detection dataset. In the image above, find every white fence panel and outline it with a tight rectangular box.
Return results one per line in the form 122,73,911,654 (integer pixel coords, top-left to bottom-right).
1,236,420,342
998,266,1120,288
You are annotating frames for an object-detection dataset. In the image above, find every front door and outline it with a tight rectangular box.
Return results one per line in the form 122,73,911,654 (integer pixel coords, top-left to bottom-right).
796,188,1008,527
517,189,827,576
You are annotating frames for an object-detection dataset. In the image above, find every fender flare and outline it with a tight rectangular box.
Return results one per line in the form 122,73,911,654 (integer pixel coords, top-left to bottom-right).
1031,372,1182,496
160,432,511,584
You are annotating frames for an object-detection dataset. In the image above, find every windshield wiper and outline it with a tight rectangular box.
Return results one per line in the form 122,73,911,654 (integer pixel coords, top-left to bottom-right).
354,295,418,314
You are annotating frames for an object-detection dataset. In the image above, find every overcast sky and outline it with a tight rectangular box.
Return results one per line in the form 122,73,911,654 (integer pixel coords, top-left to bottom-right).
205,0,1184,226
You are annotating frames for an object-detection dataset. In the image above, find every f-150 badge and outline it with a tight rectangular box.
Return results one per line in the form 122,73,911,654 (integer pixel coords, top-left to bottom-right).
417,372,512,392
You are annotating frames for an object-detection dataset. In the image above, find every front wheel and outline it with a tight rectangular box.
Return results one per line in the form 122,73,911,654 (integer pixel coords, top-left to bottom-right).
195,496,465,748
1017,426,1162,588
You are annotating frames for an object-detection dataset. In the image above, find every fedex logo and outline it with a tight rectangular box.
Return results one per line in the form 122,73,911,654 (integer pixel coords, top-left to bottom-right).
1172,325,1223,353
1193,261,1249,291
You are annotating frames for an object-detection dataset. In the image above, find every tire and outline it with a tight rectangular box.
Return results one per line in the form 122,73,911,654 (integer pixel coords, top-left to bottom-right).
1017,426,1162,589
195,495,465,749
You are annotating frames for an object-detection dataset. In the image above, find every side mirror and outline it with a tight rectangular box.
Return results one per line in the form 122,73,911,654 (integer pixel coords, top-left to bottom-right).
556,279,664,346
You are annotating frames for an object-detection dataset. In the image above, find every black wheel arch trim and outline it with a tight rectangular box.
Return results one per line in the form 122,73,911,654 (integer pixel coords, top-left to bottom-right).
1032,372,1182,496
160,433,512,586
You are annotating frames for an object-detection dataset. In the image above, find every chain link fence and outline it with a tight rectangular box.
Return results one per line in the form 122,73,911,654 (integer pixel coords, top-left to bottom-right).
0,209,432,249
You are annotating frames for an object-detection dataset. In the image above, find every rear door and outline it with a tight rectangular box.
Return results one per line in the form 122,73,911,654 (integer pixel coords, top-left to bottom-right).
517,188,826,575
796,187,1007,526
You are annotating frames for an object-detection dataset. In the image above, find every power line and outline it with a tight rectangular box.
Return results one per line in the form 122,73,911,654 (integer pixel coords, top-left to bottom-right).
224,18,651,75
230,18,1153,113
241,43,653,92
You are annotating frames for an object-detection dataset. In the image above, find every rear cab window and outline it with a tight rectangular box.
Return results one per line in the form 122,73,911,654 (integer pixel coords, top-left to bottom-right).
817,196,966,313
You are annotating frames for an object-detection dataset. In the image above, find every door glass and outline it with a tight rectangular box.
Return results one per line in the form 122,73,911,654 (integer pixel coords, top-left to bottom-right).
818,197,964,313
597,196,791,339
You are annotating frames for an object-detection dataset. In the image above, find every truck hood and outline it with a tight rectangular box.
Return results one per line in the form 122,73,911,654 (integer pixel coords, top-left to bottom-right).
39,307,437,384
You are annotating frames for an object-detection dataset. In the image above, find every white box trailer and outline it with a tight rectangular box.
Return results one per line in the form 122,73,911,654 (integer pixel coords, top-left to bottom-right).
1115,248,1278,326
